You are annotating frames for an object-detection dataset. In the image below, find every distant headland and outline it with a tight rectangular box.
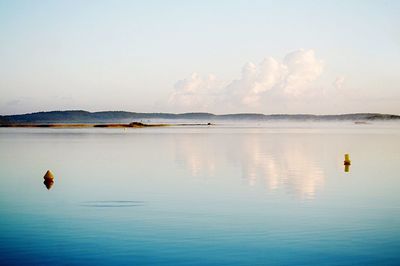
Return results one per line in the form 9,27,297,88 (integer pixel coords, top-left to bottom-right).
0,121,168,128
1,110,400,125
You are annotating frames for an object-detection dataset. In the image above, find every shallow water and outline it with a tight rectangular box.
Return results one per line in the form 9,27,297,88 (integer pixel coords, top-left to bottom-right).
1,123,400,265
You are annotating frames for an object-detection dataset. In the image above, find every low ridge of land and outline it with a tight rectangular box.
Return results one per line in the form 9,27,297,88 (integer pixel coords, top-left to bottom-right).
1,110,399,124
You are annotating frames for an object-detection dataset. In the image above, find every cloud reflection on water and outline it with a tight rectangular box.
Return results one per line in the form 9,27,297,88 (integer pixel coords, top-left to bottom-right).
173,133,324,199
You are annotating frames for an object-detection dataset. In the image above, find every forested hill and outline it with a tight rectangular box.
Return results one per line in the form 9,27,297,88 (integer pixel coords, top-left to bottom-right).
1,110,400,124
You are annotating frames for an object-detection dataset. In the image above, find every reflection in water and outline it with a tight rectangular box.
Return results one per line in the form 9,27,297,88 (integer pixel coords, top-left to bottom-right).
174,134,324,199
80,201,145,208
174,136,217,177
43,179,54,190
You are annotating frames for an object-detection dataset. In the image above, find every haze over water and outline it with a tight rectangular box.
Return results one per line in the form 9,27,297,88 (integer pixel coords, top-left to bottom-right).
1,122,400,265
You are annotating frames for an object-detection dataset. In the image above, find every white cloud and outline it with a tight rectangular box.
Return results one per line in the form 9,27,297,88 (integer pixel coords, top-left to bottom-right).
168,73,224,109
333,76,345,90
281,49,323,96
169,49,324,111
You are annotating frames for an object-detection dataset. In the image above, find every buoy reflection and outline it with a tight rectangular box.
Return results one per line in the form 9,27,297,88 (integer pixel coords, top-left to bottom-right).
344,164,350,173
44,179,54,190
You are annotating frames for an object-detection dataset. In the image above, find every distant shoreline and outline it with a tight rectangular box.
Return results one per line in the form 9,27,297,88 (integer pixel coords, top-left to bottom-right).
0,122,214,128
0,122,165,128
1,110,400,125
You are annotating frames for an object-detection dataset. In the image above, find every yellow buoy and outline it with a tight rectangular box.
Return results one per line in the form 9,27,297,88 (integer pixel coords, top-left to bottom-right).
344,154,351,165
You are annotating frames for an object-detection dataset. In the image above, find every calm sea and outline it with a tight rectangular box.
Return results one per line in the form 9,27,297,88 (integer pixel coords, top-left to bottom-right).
1,122,399,265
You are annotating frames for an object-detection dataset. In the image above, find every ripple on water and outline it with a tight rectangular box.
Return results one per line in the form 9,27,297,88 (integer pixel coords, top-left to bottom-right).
80,201,145,208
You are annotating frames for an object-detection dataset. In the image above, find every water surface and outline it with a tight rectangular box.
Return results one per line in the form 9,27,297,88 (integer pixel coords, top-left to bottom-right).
1,122,399,265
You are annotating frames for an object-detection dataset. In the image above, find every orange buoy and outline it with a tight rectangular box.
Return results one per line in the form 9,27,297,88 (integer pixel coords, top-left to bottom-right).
43,170,54,180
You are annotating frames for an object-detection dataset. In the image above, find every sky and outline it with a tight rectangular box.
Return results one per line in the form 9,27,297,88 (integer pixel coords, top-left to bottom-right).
0,0,399,115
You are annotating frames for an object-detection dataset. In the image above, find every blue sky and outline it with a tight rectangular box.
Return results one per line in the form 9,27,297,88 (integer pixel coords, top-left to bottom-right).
0,0,399,114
